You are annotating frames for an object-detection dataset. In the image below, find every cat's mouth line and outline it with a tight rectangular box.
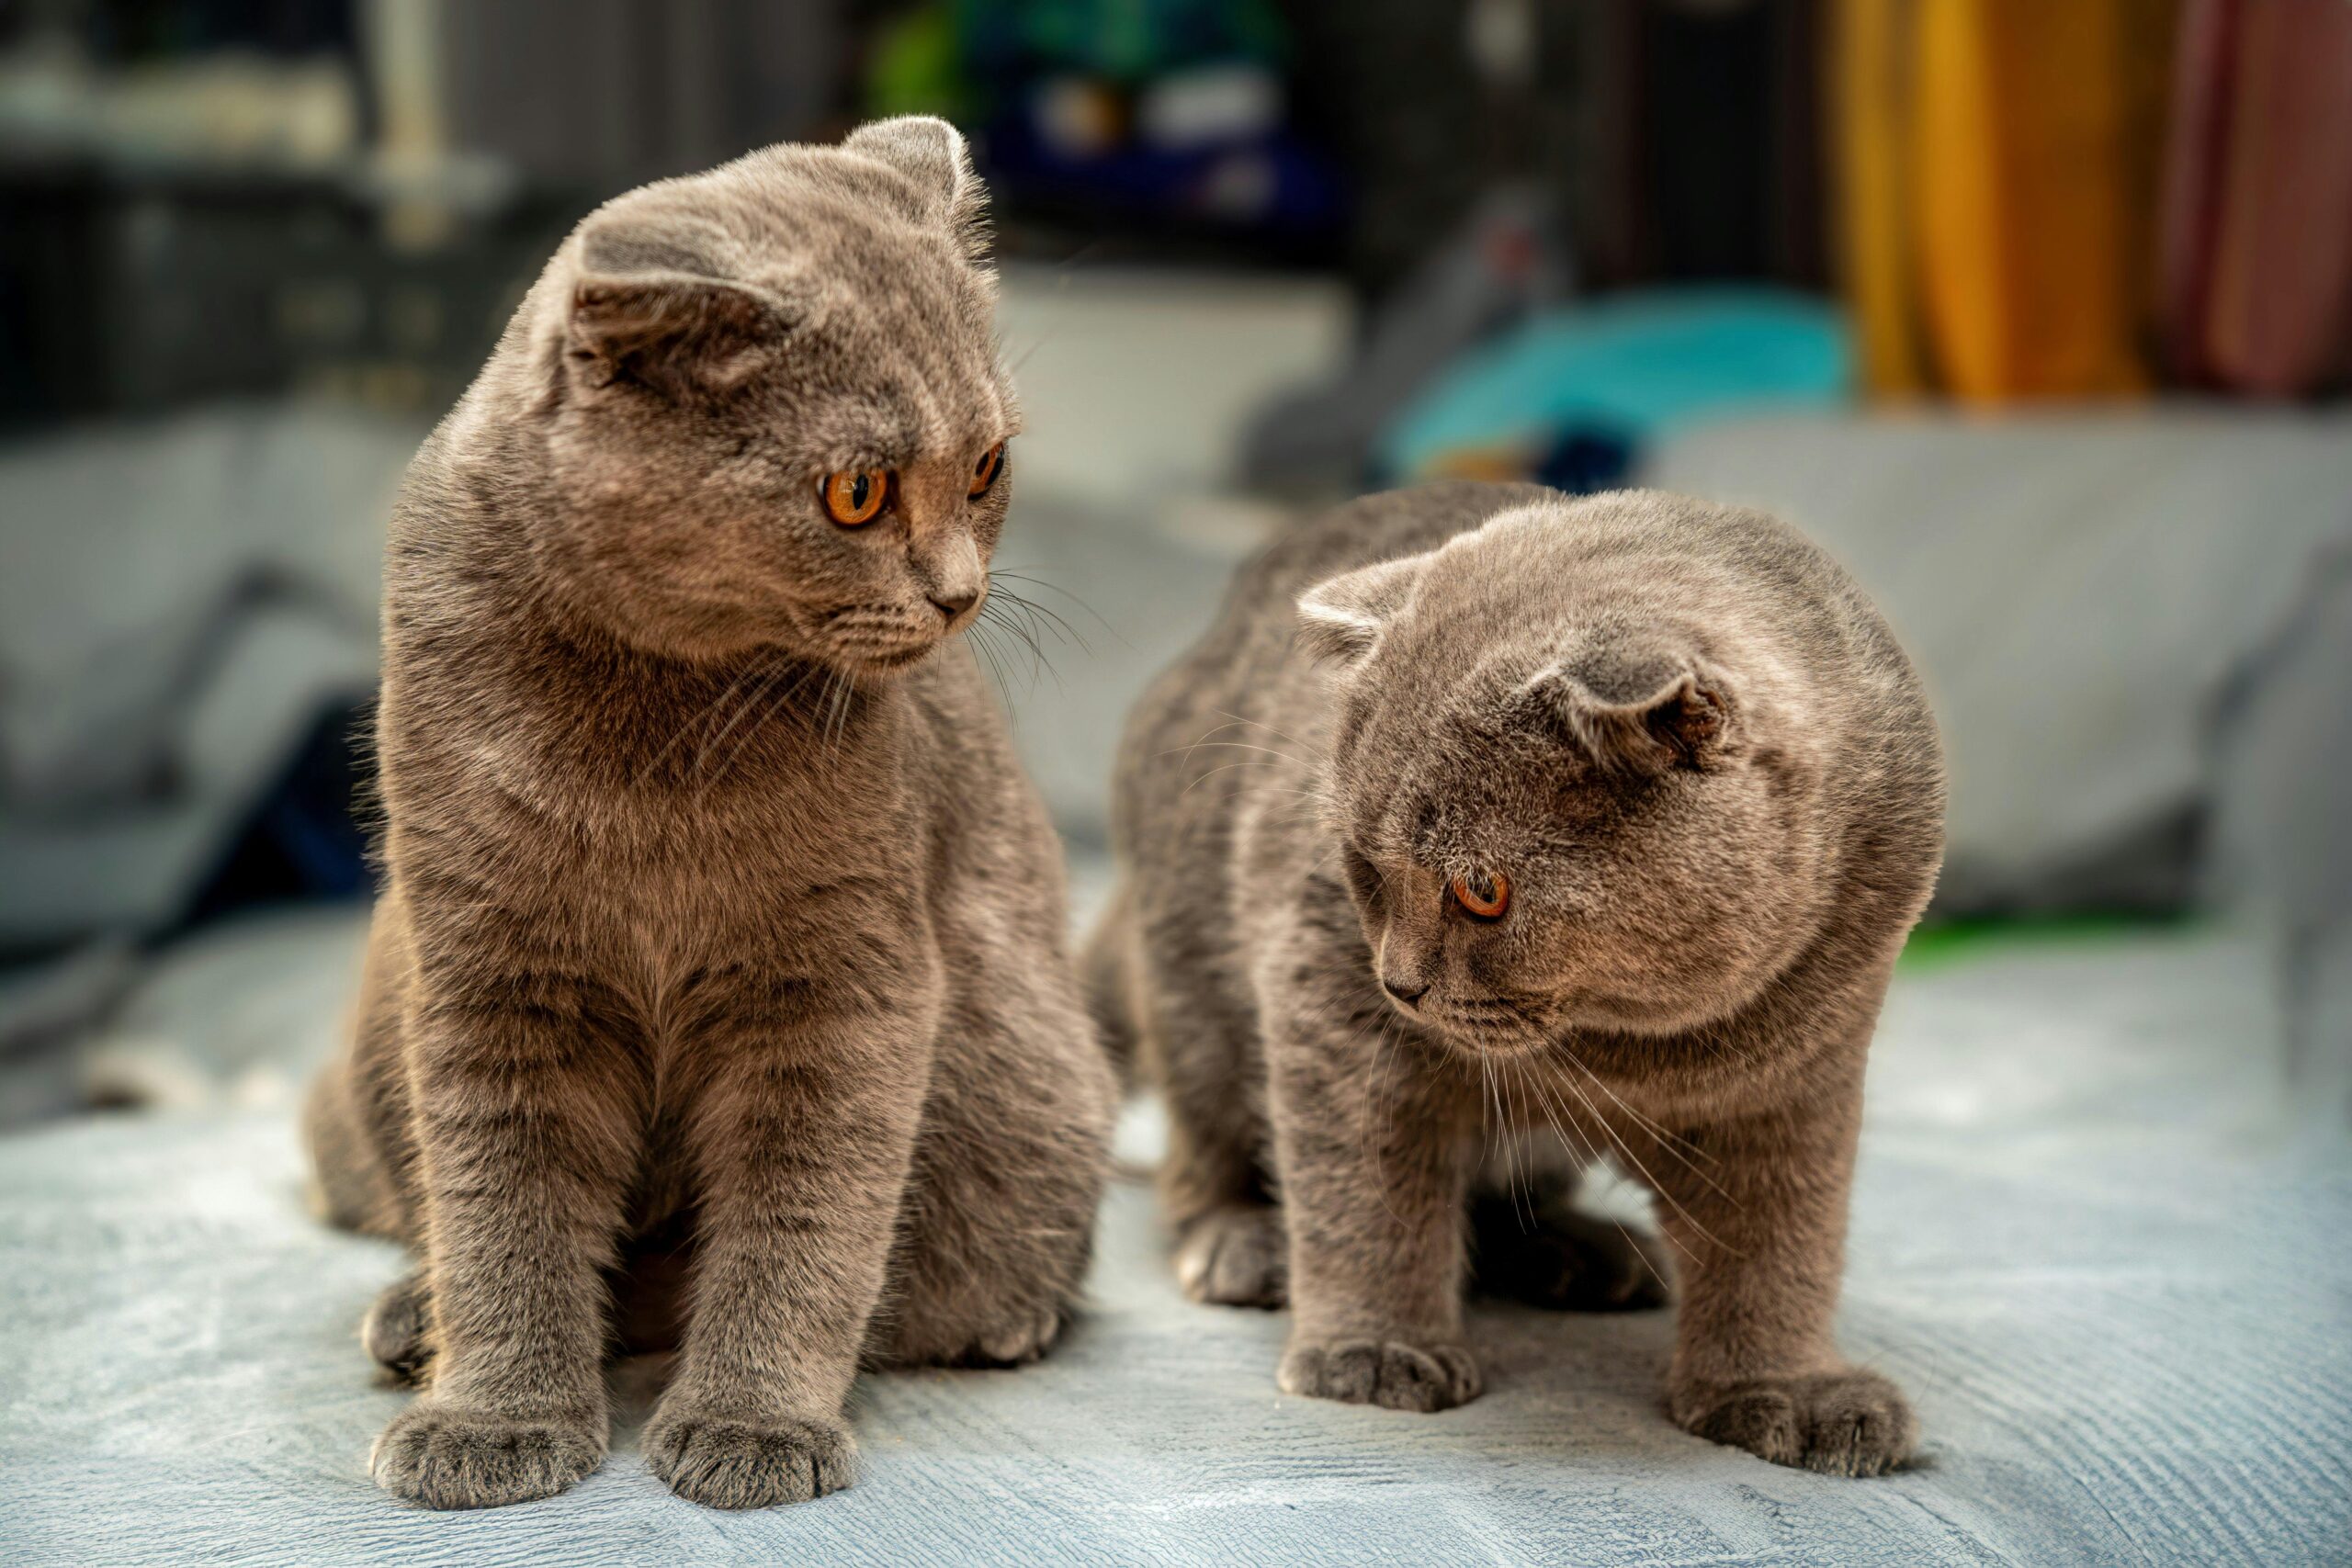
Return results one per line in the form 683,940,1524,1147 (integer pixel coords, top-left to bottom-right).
823,624,959,671
852,642,940,671
1392,992,1558,1057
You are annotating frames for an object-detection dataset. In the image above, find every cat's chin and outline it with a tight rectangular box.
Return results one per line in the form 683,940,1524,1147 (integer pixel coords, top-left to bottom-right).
829,639,946,677
1414,1007,1557,1061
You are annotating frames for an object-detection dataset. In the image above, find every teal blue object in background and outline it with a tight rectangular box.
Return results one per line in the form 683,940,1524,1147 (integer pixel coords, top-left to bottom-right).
1380,289,1853,479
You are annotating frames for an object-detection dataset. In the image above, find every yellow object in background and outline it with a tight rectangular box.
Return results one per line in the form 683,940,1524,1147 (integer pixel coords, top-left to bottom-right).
1833,0,1928,397
1907,0,2160,400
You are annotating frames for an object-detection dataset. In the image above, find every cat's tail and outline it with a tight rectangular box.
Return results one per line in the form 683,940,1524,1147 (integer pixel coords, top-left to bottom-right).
1080,877,1142,1096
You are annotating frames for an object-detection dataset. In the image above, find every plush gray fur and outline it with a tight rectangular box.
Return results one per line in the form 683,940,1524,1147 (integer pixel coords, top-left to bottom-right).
1089,481,1944,1475
303,118,1115,1511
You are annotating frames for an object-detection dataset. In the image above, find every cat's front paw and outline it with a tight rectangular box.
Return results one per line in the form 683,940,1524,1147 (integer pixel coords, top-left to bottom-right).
1277,1334,1482,1413
1174,1203,1287,1308
1674,1369,1917,1476
642,1405,856,1509
369,1399,605,1508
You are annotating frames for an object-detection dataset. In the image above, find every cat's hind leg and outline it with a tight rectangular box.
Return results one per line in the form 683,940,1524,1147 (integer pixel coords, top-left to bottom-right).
867,979,1117,1369
1115,887,1288,1308
1469,1165,1673,1312
363,1269,435,1384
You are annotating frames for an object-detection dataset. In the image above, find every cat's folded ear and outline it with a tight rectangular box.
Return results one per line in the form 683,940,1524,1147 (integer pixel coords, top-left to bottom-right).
842,116,989,260
1296,553,1429,665
566,220,789,401
1523,649,1738,774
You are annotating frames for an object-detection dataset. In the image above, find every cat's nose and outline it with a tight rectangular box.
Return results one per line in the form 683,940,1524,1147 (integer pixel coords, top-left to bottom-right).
929,590,978,620
1381,975,1429,1006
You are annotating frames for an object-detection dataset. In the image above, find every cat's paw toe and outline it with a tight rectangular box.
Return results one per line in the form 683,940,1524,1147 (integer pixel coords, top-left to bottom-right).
1474,1215,1672,1312
361,1270,435,1385
643,1407,855,1509
1676,1369,1917,1477
964,1304,1068,1367
1278,1335,1482,1413
1174,1205,1287,1308
369,1401,604,1509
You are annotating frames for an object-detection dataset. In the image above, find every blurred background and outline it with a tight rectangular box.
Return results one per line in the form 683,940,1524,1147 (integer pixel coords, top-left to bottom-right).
0,0,2346,1134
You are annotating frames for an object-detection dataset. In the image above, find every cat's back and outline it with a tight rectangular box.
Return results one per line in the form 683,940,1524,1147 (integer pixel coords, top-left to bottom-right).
1112,479,1939,878
1112,480,1555,827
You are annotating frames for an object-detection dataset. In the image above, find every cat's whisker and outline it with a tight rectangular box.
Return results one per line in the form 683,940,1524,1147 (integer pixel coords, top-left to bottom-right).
826,671,858,754
1542,1061,1733,1260
696,666,802,794
1509,1059,1675,1296
1555,1050,1726,1179
966,624,1021,722
980,582,1081,664
636,654,782,785
987,569,1129,649
977,597,1064,695
692,660,797,789
986,583,1090,654
1502,1066,1536,1235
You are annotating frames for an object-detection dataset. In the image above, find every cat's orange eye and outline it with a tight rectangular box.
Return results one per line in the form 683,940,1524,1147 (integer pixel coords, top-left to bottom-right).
1451,872,1510,920
821,468,889,526
968,441,1005,497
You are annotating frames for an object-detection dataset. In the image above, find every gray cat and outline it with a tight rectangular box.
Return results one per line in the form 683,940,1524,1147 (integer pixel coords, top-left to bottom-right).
303,118,1116,1510
1088,480,1944,1475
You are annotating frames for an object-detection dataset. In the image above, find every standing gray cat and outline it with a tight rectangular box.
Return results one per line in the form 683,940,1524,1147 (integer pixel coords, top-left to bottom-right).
1089,481,1944,1475
303,118,1116,1510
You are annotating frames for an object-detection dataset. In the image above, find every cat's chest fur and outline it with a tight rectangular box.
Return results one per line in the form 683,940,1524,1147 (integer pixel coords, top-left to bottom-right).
390,652,935,998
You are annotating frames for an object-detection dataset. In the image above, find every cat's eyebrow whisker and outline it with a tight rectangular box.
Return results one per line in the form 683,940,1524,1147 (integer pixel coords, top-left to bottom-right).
1161,736,1306,768
1210,708,1315,755
1177,760,1296,799
1167,728,1308,782
1004,327,1059,375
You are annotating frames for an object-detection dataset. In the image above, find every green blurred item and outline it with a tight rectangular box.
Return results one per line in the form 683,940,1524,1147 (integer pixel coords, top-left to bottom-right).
867,3,969,122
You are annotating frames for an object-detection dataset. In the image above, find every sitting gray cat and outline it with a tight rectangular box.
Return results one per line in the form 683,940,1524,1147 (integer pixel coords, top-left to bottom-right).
304,118,1114,1510
1088,481,1944,1476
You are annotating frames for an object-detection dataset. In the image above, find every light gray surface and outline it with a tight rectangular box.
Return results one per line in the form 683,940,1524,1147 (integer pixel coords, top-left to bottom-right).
0,404,409,943
3,929,2346,1566
1643,407,2352,913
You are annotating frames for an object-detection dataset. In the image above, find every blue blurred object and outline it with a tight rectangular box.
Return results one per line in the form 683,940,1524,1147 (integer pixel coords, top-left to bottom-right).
981,107,1339,234
941,0,1340,241
1379,289,1853,482
958,0,1287,85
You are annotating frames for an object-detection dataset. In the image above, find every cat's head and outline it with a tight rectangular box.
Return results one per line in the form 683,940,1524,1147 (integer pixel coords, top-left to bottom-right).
1298,496,1826,1052
530,117,1015,673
